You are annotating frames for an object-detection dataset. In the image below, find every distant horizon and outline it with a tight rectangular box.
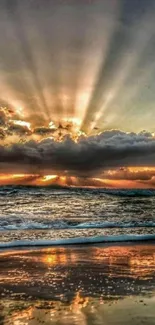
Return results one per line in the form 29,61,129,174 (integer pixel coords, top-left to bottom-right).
0,178,155,190
0,1,155,188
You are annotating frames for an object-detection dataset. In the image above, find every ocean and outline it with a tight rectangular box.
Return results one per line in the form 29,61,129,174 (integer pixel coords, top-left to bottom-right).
1,186,155,247
1,186,155,324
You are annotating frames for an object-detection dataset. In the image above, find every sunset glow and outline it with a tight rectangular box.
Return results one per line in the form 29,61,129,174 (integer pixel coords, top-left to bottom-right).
0,171,155,188
0,0,154,188
12,120,31,130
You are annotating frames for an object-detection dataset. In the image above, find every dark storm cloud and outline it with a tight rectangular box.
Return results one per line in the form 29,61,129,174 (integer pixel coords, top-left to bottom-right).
33,127,55,135
0,130,155,175
105,167,155,181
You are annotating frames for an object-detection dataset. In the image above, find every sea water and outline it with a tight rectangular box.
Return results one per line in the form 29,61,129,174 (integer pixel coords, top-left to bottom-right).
0,186,155,247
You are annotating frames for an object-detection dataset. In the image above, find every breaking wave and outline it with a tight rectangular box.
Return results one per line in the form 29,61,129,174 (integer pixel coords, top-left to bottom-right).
1,220,155,231
1,234,155,249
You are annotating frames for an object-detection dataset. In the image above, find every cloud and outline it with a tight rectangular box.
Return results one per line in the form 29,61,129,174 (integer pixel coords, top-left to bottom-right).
0,107,12,126
33,127,55,136
105,167,155,181
0,127,6,139
0,111,7,126
0,107,33,140
8,123,31,136
0,130,155,175
146,176,155,186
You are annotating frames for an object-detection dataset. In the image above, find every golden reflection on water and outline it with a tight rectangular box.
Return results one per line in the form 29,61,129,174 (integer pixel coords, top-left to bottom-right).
0,245,155,285
2,293,91,325
40,245,155,279
0,244,155,324
2,294,155,325
42,247,68,266
71,292,89,311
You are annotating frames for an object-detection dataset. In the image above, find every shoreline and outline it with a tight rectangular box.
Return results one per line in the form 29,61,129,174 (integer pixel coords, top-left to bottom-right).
1,239,155,253
0,243,155,324
1,233,155,250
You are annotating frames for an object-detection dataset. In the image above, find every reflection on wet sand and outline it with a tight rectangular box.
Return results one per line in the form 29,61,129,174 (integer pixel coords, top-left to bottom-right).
2,295,155,325
0,244,155,324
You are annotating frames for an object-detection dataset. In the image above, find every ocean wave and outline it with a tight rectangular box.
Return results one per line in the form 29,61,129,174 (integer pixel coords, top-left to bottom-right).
0,186,155,197
98,189,155,197
1,220,155,231
0,234,155,249
75,221,155,229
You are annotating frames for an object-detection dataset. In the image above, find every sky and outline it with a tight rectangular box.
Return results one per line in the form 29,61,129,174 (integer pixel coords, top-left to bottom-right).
0,0,155,187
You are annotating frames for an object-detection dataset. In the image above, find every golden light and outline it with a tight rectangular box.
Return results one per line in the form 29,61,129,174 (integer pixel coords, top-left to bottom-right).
71,292,89,311
0,0,154,192
12,174,29,178
15,106,24,117
0,173,154,188
49,121,57,129
12,119,31,130
62,117,81,127
128,167,155,172
12,307,33,325
42,175,57,182
89,92,114,132
41,249,68,266
43,254,57,266
0,174,29,181
60,176,66,184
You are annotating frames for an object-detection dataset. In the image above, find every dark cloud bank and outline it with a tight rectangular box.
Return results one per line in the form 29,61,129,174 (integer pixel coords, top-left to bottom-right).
0,130,155,176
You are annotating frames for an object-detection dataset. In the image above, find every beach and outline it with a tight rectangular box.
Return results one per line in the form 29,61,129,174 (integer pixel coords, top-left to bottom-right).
1,187,155,324
0,243,155,324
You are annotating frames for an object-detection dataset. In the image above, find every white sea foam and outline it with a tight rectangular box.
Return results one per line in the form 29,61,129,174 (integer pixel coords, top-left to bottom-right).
1,221,155,231
0,234,155,249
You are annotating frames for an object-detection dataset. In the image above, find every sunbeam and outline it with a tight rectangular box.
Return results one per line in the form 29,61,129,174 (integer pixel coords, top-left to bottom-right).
0,0,154,187
82,0,155,133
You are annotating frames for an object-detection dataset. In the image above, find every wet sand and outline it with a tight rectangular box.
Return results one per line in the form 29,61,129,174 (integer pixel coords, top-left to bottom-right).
0,243,155,324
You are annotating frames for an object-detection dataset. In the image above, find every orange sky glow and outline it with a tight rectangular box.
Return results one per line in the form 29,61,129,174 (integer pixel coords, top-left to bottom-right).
0,1,155,189
0,169,155,188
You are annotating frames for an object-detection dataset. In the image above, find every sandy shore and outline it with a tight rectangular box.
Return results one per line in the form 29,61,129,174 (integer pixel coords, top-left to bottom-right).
0,243,155,324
